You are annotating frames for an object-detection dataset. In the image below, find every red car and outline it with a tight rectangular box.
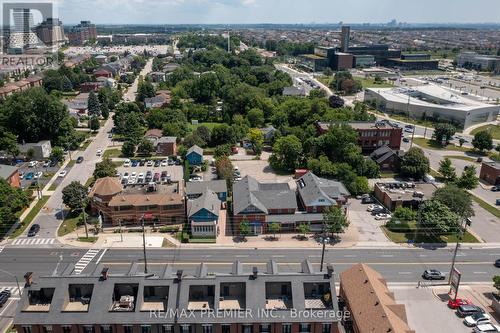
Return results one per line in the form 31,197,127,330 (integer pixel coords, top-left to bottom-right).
448,298,473,309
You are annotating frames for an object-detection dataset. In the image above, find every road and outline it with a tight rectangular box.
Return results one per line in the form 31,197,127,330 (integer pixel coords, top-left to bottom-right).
275,64,333,96
0,247,499,284
123,58,153,101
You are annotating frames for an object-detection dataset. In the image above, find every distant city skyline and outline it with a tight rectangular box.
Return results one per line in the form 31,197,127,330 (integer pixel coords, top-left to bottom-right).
57,0,500,25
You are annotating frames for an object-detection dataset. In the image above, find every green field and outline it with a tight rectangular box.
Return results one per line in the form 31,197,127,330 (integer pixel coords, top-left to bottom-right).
443,155,478,162
103,148,122,159
413,138,471,153
470,125,500,140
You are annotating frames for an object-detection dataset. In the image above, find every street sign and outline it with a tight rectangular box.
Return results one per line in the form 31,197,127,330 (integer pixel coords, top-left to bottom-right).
449,267,462,300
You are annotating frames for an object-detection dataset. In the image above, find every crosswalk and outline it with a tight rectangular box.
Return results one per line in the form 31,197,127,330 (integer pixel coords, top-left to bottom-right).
74,249,101,275
11,238,56,246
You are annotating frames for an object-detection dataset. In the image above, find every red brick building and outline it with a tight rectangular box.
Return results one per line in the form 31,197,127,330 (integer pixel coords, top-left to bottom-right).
480,162,500,185
0,164,21,188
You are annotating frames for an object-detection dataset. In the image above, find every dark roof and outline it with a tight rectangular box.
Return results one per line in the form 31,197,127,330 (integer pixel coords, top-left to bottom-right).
185,180,228,196
188,189,220,218
296,172,350,206
233,176,297,215
370,145,404,164
0,164,18,180
186,145,203,156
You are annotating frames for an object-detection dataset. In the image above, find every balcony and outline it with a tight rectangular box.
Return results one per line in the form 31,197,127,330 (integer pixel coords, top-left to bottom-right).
187,285,214,311
141,286,169,311
265,282,293,310
110,284,138,312
63,284,94,312
304,282,333,309
219,282,245,310
23,288,55,312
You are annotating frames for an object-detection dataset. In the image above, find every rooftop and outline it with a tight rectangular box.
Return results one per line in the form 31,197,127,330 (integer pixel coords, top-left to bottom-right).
185,179,228,196
375,181,437,201
0,164,19,180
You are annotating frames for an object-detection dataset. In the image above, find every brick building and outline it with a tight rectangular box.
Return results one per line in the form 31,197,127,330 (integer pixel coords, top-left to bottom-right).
479,162,500,185
0,164,21,188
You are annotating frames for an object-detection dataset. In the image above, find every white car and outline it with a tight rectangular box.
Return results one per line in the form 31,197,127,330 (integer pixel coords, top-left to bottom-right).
190,175,203,182
124,159,131,167
28,161,38,167
146,160,153,167
474,324,500,333
464,313,491,327
122,172,129,180
96,149,103,156
160,160,168,167
58,170,67,178
34,171,43,179
375,213,392,220
367,204,383,212
131,172,137,178
127,177,136,185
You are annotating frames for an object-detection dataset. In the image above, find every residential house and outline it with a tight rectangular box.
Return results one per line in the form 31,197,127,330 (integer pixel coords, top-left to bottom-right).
149,71,167,83
187,189,221,238
283,86,307,97
93,68,113,79
185,180,228,202
339,264,415,333
144,129,163,141
0,164,21,188
260,125,277,143
296,172,350,214
17,140,52,160
186,145,203,166
0,76,43,100
480,162,500,185
155,137,177,156
144,90,171,109
370,145,405,171
94,55,107,64
80,82,102,93
63,93,89,115
232,176,297,235
163,63,180,72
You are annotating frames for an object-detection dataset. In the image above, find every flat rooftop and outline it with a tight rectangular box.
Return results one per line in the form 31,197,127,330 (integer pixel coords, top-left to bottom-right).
376,182,437,201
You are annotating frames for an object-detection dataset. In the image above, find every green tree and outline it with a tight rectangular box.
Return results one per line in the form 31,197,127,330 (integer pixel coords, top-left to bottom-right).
87,91,101,117
101,103,110,120
239,219,250,239
297,223,310,238
93,157,116,179
472,130,493,152
438,157,457,182
459,138,465,147
433,184,474,219
419,200,460,234
194,126,211,144
214,144,232,158
215,156,234,189
50,146,64,163
391,207,417,222
268,222,281,239
246,108,265,128
400,147,429,179
136,80,155,103
137,138,155,156
121,140,136,157
89,116,100,132
0,131,20,160
494,275,500,295
455,165,479,190
62,181,88,212
432,123,456,144
269,135,303,172
210,124,235,146
323,206,349,238
247,128,264,155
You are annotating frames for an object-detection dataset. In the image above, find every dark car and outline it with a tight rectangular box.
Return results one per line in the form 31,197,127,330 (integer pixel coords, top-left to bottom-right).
154,160,161,167
27,224,40,237
495,259,500,268
422,269,446,280
76,156,84,164
492,186,500,192
402,137,410,143
361,196,374,204
457,305,485,318
139,159,146,166
131,160,139,167
49,160,58,167
0,290,11,307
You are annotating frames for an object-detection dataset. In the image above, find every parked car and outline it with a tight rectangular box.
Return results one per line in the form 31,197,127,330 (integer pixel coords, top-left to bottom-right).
422,269,446,280
464,313,491,327
457,304,485,317
367,204,383,212
19,171,25,179
0,290,11,307
96,149,103,156
160,160,168,167
123,159,131,167
169,159,176,166
128,177,136,185
190,175,203,182
25,172,34,180
496,199,500,206
131,172,137,178
375,213,392,220
448,298,472,309
58,170,67,178
132,160,139,167
49,160,58,167
28,161,38,167
146,160,154,167
491,186,500,192
153,173,160,183
27,224,40,237
473,324,500,333
494,259,500,267
154,160,161,167
361,196,374,204
33,171,43,179
76,156,84,164
139,159,146,166
145,171,153,182
42,160,50,168
402,137,410,143
137,173,145,183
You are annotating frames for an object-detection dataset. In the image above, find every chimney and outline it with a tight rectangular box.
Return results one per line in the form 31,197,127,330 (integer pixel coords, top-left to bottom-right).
326,265,334,278
100,267,109,281
251,267,258,280
175,270,183,283
24,272,33,287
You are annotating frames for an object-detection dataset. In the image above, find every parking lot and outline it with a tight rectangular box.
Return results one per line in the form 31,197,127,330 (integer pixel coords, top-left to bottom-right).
232,159,295,185
348,198,392,243
117,162,183,186
17,160,70,190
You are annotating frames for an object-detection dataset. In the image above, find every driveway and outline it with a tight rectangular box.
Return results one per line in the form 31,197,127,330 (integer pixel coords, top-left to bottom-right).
234,159,295,185
348,199,391,243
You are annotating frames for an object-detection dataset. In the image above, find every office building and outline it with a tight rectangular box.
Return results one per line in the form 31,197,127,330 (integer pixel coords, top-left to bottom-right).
34,18,67,47
385,54,439,71
364,85,500,129
6,8,41,51
340,26,350,52
456,52,500,73
68,21,97,45
374,181,437,211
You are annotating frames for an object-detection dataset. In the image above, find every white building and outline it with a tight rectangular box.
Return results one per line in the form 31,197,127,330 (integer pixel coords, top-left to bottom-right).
364,85,500,129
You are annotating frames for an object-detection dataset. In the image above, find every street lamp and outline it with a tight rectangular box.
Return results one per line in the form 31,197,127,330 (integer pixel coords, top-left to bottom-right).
0,268,22,297
141,214,148,274
320,236,330,272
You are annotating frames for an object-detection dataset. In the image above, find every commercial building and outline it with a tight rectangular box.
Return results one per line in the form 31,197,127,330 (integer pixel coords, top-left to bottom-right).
89,177,185,226
370,146,405,172
385,54,439,71
185,180,228,202
333,53,354,71
480,162,500,185
34,18,67,47
13,260,340,333
187,189,222,238
296,172,350,214
456,52,500,73
0,164,21,188
316,121,402,152
374,181,437,211
298,54,329,72
353,55,375,68
17,140,52,160
68,21,97,45
364,85,500,129
339,264,415,333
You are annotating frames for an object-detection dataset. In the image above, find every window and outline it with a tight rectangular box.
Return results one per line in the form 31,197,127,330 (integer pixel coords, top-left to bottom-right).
299,324,311,333
83,326,94,333
282,324,291,333
221,325,231,333
243,325,253,333
202,325,212,333
101,326,112,333
322,324,331,333
62,327,72,333
162,325,173,333
22,327,32,333
141,326,151,333
43,326,53,333
181,325,191,333
260,324,270,333
123,326,133,333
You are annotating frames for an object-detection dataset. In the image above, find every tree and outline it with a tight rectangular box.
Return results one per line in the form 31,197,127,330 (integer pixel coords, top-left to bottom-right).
121,140,136,157
391,207,417,222
50,146,64,163
472,130,493,152
455,165,479,190
246,108,265,128
0,131,20,160
438,157,456,182
323,206,349,237
297,223,310,238
89,116,100,132
214,144,232,158
87,91,101,117
93,157,117,179
419,200,460,234
328,95,345,108
269,135,303,172
137,138,155,156
210,124,235,146
459,138,465,147
101,103,110,120
247,128,264,155
62,181,88,212
215,156,234,188
494,275,500,295
400,147,429,179
239,219,250,239
433,184,474,219
268,222,281,239
432,123,456,144
194,126,211,144
136,80,155,103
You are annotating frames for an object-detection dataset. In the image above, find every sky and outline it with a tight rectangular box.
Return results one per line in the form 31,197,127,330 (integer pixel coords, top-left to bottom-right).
55,0,500,25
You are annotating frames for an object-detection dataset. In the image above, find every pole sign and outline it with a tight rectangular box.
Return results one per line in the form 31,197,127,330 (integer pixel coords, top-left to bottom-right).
450,267,462,300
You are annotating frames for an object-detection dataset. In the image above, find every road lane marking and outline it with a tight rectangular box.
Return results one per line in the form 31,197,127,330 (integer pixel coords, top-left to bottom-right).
95,249,107,265
398,272,412,275
473,272,487,274
74,249,101,275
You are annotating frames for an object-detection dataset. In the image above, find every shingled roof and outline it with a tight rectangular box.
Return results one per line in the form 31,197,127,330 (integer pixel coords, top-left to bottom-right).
340,264,415,333
89,177,123,197
296,172,349,206
188,189,221,218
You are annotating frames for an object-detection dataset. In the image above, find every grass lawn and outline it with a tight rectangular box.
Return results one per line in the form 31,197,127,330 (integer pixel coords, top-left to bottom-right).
103,148,122,159
413,138,471,153
85,177,95,188
471,195,500,219
67,160,76,168
360,78,394,88
444,155,478,162
380,171,398,178
58,211,83,236
79,139,92,151
187,122,219,131
382,226,479,244
48,183,58,191
470,125,500,140
9,196,50,239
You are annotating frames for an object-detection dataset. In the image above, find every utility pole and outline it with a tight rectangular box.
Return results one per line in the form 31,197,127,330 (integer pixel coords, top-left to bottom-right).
80,195,89,239
449,218,469,284
33,163,42,199
119,219,123,242
320,220,330,272
141,214,148,274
